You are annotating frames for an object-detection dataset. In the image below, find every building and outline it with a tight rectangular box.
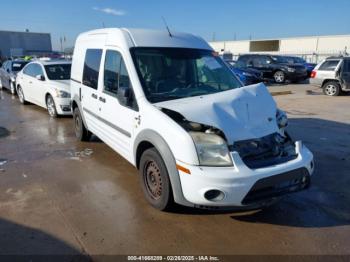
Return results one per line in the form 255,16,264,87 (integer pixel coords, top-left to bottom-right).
209,34,350,63
0,30,52,59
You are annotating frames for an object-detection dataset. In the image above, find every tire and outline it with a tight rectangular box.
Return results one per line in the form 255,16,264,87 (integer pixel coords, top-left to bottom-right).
274,70,285,84
73,107,91,141
17,85,27,104
10,81,16,95
139,148,173,211
322,81,341,96
46,95,58,117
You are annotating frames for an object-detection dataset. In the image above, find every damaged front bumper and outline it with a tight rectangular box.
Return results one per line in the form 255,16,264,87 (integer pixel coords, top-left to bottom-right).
176,141,314,208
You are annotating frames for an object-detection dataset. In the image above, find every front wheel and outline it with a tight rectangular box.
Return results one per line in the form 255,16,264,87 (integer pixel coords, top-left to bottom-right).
322,81,341,96
73,107,91,141
46,95,58,117
139,148,173,211
274,71,285,84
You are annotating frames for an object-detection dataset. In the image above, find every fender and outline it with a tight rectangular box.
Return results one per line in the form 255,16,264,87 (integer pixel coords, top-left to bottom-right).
134,129,194,207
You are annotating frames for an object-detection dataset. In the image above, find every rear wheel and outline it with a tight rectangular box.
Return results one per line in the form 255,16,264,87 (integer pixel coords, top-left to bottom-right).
323,81,341,96
274,71,285,83
46,95,58,117
73,107,91,141
17,85,27,104
139,148,173,211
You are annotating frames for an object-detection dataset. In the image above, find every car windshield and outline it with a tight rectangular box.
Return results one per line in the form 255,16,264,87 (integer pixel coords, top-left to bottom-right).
131,48,242,103
11,61,27,72
44,64,71,80
271,56,289,64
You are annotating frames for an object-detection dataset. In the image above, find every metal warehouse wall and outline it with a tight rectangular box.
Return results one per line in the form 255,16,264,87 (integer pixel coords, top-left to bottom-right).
0,30,52,59
209,34,350,63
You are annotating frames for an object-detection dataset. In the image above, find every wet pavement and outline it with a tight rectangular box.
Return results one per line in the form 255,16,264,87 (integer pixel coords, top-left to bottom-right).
0,85,349,257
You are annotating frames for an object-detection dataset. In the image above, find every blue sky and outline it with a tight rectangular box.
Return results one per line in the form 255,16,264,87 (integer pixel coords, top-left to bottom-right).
2,0,350,51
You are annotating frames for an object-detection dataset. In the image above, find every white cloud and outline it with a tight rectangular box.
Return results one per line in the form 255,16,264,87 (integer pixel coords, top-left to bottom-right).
93,7,126,16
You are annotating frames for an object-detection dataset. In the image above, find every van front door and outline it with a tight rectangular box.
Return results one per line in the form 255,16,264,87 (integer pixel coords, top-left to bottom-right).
80,49,103,135
97,49,138,163
341,59,350,90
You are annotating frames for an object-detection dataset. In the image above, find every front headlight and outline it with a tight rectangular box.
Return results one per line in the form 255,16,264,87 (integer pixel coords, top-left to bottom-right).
276,109,288,128
55,89,71,98
189,132,233,166
287,67,295,72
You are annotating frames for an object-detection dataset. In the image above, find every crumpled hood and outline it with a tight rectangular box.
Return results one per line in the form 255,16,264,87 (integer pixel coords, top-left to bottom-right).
155,83,279,145
49,80,70,92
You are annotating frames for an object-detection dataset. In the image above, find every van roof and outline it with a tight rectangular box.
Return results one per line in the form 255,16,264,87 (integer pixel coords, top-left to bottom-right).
77,28,213,50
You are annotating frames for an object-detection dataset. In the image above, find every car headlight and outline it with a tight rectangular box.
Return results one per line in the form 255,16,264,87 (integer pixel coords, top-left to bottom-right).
276,109,288,128
55,89,71,98
287,67,295,72
189,132,233,166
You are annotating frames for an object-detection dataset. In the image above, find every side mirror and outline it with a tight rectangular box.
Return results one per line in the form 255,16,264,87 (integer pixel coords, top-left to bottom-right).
117,85,130,105
36,74,45,81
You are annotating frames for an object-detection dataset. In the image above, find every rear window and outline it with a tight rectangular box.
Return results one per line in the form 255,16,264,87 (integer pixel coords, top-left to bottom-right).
12,62,27,72
83,49,102,89
318,60,340,71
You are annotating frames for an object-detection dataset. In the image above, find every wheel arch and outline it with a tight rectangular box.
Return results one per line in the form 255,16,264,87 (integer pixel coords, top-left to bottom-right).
134,129,193,207
321,79,340,88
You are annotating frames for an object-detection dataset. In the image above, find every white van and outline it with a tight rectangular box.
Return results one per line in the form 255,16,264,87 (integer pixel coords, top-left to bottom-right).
70,28,314,210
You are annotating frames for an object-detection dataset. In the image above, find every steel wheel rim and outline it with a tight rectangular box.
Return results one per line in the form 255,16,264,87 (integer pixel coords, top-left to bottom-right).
274,72,284,83
47,97,56,116
144,160,162,200
325,85,336,95
18,87,24,103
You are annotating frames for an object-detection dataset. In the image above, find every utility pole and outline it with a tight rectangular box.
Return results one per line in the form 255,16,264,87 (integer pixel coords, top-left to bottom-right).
212,32,216,41
234,32,237,41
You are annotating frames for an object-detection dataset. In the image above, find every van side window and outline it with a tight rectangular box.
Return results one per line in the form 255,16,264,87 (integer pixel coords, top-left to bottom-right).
104,50,121,95
83,49,102,89
103,50,136,110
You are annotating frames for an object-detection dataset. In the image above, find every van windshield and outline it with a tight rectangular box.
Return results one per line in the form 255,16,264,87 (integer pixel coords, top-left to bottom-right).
131,48,242,103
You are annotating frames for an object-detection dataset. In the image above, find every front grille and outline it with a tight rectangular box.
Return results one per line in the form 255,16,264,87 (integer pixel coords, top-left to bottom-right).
242,168,310,205
230,133,297,169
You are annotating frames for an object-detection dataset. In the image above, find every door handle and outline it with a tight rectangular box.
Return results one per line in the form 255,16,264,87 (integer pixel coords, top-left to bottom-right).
91,93,98,99
99,97,106,103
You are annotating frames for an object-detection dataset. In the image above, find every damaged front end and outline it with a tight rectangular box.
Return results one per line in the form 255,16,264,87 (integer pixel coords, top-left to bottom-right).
161,107,297,169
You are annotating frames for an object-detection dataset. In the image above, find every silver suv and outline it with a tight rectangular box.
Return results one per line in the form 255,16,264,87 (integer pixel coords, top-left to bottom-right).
310,56,350,96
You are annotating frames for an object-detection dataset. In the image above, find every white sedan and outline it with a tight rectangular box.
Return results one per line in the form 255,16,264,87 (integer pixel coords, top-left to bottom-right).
16,60,72,117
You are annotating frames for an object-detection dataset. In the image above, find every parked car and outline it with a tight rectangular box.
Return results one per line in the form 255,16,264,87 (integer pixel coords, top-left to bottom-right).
0,59,29,94
16,60,72,117
310,56,350,96
236,54,308,83
71,28,314,211
284,56,317,77
225,61,263,85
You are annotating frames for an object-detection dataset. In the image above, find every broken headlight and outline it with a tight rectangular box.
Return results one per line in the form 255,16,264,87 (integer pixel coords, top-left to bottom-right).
276,109,288,128
190,132,233,167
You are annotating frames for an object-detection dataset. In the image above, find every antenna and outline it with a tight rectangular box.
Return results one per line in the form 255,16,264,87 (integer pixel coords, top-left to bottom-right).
161,16,173,37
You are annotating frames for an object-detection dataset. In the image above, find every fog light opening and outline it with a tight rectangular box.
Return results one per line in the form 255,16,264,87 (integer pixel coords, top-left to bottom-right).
204,190,225,202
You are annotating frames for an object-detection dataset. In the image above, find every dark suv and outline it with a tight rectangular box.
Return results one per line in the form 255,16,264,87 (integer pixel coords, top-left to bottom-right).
236,54,308,84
